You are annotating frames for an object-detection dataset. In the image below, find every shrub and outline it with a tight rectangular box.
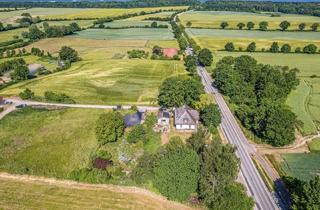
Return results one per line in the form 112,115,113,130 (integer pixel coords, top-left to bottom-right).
127,124,147,144
281,44,291,53
303,44,317,54
59,46,79,62
44,91,75,103
127,50,148,59
19,88,34,100
224,42,235,52
69,168,111,184
246,42,256,52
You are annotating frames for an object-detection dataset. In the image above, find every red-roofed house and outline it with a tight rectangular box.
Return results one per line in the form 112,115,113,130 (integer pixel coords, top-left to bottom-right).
162,48,178,58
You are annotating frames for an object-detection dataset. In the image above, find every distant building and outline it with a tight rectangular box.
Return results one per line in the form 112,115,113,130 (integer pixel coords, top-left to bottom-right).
124,111,146,127
174,105,199,130
28,63,43,76
0,96,4,104
162,48,178,58
157,108,170,126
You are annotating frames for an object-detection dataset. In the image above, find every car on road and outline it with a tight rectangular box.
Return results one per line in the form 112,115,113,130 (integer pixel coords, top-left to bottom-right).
15,104,27,109
4,100,13,105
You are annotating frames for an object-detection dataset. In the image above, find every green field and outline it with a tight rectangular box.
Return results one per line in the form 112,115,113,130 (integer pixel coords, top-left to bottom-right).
308,138,320,152
0,177,193,210
103,20,170,28
211,51,320,135
74,28,174,40
127,11,174,21
37,20,95,28
179,11,320,30
280,153,320,181
1,59,185,105
0,108,103,178
186,28,320,51
0,28,27,42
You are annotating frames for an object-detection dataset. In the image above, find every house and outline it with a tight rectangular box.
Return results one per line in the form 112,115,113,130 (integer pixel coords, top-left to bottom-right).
157,108,170,126
174,105,199,130
124,111,146,127
162,48,178,58
28,63,43,76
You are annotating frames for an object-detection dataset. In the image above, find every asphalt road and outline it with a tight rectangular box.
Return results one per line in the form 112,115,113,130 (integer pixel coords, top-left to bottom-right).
196,64,279,210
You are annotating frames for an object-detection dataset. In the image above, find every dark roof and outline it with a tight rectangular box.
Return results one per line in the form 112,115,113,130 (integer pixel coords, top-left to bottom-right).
158,110,170,119
124,112,144,127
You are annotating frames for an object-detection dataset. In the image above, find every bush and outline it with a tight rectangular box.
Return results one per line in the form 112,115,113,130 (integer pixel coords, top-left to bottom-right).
281,44,291,53
68,168,111,184
19,88,35,100
127,50,148,59
96,149,112,160
44,91,75,103
303,44,317,54
225,42,235,51
59,46,79,62
127,124,147,144
95,112,125,145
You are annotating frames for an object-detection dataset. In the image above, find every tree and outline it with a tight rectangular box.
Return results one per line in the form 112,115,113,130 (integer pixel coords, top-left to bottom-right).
246,21,255,30
281,44,291,53
193,93,213,111
200,104,221,129
198,48,213,66
292,176,320,210
298,23,306,31
184,55,197,74
127,124,146,144
153,145,200,201
95,112,125,145
19,88,34,100
225,42,235,51
158,77,185,108
246,42,256,52
259,21,268,31
151,21,158,28
69,22,81,32
186,127,208,154
220,21,228,29
311,23,319,31
152,45,162,56
303,44,317,54
0,22,4,31
27,24,45,40
237,22,245,30
270,42,279,53
295,47,301,53
183,78,204,108
10,65,29,81
59,46,79,62
279,20,290,31
186,21,192,27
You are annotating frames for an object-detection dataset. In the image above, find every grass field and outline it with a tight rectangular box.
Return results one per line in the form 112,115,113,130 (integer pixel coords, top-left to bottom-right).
308,138,320,152
186,28,320,51
0,28,27,42
0,177,194,210
37,20,95,28
0,108,103,178
280,153,320,181
74,28,174,40
103,20,170,28
211,51,320,135
1,59,185,105
0,7,187,22
127,11,174,21
179,11,320,30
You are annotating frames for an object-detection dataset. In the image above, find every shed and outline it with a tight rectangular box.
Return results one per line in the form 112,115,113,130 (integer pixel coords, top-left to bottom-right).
162,48,178,58
157,109,170,126
124,111,145,127
28,63,43,76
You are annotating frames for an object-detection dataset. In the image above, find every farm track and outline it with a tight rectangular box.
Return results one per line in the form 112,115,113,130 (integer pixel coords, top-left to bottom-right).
0,172,195,210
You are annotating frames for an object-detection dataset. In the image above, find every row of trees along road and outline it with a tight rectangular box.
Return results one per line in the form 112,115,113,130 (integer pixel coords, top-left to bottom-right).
218,21,319,31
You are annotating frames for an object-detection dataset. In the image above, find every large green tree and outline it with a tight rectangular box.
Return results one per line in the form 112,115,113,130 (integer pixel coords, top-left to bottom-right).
246,21,255,30
200,104,221,129
59,46,79,62
279,20,290,31
198,48,213,66
153,144,200,201
259,21,268,31
95,112,125,145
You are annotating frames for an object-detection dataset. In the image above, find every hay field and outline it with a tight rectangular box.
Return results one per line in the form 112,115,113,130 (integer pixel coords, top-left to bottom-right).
0,176,194,210
0,108,103,177
74,28,174,40
103,20,170,28
179,11,320,30
186,28,320,51
212,51,320,135
127,11,174,21
0,28,27,41
37,20,95,28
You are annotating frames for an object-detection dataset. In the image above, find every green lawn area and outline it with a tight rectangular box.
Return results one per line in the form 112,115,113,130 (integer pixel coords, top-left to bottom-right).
280,153,320,181
212,51,320,136
0,177,193,210
179,11,320,30
74,28,175,40
308,138,320,153
0,108,103,178
0,59,186,105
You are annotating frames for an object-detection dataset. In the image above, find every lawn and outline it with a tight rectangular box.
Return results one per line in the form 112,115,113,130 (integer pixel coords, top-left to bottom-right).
0,108,103,178
179,11,320,30
186,28,320,51
0,58,186,105
0,177,194,210
212,51,320,135
280,153,320,181
74,28,175,40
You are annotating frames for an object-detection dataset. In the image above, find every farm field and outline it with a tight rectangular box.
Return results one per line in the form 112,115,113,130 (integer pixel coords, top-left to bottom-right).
37,20,95,28
103,20,170,28
186,28,320,51
212,51,320,135
0,6,187,22
0,108,103,178
179,11,320,30
280,153,320,181
0,176,194,210
127,11,174,21
75,28,175,40
0,28,27,42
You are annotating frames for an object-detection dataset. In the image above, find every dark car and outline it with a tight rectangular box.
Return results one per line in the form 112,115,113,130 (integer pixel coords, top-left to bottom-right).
15,104,27,109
